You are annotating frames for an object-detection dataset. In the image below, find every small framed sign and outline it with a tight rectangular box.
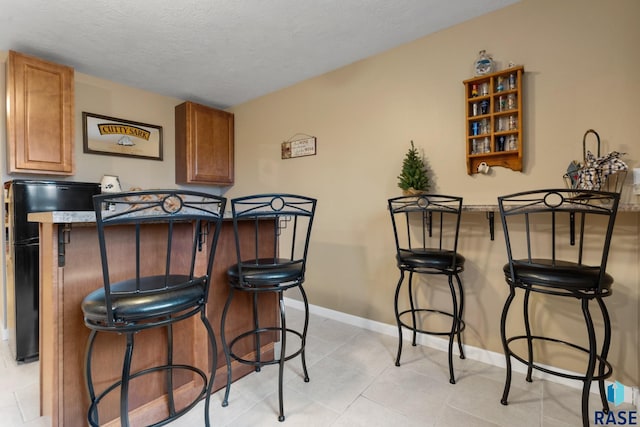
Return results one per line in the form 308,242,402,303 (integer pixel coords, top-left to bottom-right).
281,136,316,159
83,112,163,160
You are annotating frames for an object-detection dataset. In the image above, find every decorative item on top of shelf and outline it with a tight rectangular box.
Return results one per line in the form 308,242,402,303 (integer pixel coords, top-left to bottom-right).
397,141,430,195
281,133,317,159
474,50,494,76
563,129,628,194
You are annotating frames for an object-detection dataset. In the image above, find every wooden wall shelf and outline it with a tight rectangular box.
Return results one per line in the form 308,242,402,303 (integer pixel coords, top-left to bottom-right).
463,66,524,175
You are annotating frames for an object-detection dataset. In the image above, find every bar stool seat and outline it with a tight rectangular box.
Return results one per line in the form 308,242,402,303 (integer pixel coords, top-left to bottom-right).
398,249,465,270
227,259,305,288
503,260,614,291
83,276,206,323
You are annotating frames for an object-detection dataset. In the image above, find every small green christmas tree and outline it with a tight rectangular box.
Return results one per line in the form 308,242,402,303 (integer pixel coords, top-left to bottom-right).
397,140,430,193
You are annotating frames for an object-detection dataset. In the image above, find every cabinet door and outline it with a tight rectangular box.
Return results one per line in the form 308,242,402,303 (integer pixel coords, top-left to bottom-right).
6,50,74,175
175,101,234,185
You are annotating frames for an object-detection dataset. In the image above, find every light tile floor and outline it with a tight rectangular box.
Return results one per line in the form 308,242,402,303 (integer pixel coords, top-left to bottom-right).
1,308,636,426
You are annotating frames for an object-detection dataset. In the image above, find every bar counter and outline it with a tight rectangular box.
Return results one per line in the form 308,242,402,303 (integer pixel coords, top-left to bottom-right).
29,211,276,427
462,202,640,240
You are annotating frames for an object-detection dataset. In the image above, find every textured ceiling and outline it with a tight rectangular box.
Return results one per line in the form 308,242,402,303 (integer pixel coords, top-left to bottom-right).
1,0,518,108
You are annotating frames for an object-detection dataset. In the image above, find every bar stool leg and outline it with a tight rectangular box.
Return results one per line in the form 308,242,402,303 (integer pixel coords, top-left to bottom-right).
447,274,458,384
201,308,216,427
454,273,465,359
596,296,611,413
278,291,286,422
221,288,235,408
85,330,99,426
500,286,516,406
523,289,533,383
581,298,597,427
253,292,262,372
393,271,405,367
166,322,175,417
120,333,134,427
299,285,310,382
408,272,418,346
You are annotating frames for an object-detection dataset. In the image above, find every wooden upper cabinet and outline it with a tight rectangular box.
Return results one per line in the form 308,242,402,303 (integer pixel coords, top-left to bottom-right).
175,101,234,185
6,50,75,175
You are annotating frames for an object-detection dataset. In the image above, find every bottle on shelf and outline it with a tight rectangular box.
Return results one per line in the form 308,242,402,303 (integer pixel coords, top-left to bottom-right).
497,136,506,151
481,82,489,96
480,100,489,115
481,119,489,135
498,96,506,112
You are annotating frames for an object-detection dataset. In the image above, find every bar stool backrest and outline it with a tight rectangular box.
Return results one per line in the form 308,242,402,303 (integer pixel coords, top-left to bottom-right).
388,194,463,270
498,189,619,294
93,190,226,325
230,194,317,287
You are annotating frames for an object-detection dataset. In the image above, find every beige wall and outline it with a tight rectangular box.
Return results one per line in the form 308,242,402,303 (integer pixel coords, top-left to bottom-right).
228,0,640,385
0,0,638,386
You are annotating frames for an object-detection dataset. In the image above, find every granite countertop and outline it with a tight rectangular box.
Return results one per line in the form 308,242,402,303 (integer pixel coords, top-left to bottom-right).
28,211,97,224
462,204,498,212
28,210,237,224
619,203,640,211
463,203,640,212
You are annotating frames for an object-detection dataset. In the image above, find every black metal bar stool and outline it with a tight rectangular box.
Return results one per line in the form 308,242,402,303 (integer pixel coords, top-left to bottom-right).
388,194,466,384
220,193,317,422
82,190,226,427
498,189,620,427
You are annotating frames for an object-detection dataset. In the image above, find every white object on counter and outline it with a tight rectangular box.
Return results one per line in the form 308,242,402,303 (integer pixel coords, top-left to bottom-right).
100,175,121,193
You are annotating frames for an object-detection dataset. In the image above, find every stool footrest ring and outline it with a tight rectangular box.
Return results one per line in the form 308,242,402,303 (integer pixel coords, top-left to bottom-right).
398,308,466,336
88,364,208,427
228,326,305,367
504,335,613,381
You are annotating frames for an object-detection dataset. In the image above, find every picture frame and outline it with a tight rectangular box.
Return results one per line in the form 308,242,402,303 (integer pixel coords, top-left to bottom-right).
82,112,163,160
281,136,317,159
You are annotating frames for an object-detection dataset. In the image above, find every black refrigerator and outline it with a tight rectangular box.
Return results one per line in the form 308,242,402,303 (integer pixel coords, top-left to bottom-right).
7,179,101,362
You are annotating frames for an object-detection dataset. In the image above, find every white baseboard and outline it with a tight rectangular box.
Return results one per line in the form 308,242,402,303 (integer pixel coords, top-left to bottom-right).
1,328,8,341
284,297,637,405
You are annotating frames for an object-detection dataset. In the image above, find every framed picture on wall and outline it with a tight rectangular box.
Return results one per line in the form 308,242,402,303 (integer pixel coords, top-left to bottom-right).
82,112,163,160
